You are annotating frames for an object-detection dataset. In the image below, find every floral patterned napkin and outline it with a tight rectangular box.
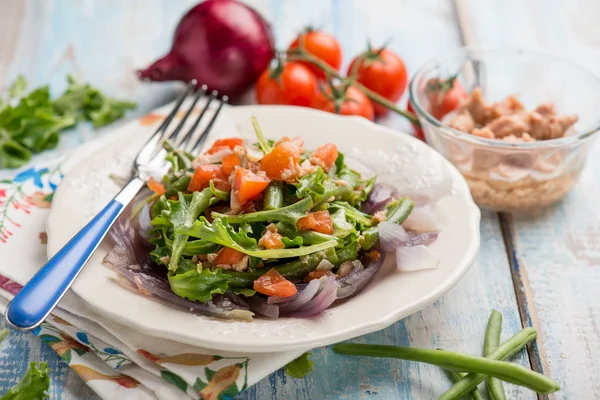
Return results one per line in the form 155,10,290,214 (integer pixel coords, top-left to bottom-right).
0,109,307,400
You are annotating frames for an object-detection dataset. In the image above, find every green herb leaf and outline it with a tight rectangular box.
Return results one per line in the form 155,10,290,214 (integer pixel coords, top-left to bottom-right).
168,268,231,303
8,75,27,100
251,116,272,153
329,201,373,228
281,236,304,248
295,168,326,199
184,217,337,259
0,362,50,400
213,197,313,227
209,180,230,201
153,189,214,270
330,208,355,238
231,288,257,297
284,352,314,379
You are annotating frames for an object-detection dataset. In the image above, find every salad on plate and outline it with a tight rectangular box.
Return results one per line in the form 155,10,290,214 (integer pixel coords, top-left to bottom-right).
103,117,443,320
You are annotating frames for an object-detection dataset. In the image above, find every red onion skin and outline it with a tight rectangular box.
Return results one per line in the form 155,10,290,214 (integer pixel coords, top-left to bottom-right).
136,0,275,101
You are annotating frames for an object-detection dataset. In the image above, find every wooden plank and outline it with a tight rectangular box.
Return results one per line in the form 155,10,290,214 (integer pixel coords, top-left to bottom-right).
0,0,526,399
459,1,600,398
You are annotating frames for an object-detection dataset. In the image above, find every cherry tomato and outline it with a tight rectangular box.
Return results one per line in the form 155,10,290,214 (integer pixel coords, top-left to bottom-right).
425,77,468,120
347,48,408,116
256,62,319,107
407,101,425,141
289,30,342,79
312,85,374,121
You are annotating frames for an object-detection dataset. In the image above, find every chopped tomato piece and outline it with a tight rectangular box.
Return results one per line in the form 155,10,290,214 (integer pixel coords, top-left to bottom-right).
303,270,332,282
233,167,270,204
188,165,229,192
146,177,165,195
206,137,244,154
258,224,285,249
215,247,245,265
310,143,338,171
253,268,297,297
259,141,303,182
221,153,241,175
296,210,334,234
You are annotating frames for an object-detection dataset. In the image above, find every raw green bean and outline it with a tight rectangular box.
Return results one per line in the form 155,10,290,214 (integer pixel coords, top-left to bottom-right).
439,327,544,400
444,370,484,400
225,247,338,287
264,182,284,210
333,328,559,395
484,310,506,400
165,174,192,197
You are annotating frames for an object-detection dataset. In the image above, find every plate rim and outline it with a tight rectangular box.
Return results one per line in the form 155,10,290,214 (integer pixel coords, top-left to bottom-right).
47,104,481,352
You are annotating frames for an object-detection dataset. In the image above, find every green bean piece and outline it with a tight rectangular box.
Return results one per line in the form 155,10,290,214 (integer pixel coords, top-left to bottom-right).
444,370,485,400
164,174,192,197
333,328,559,396
484,310,507,400
264,182,284,210
439,327,545,400
225,248,338,287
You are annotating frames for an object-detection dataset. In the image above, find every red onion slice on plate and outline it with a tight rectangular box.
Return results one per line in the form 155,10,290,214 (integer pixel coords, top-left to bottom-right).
403,206,440,232
277,279,321,312
396,245,440,272
284,276,338,317
336,249,385,300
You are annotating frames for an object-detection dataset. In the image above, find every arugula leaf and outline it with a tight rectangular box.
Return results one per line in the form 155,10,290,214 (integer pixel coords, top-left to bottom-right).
231,288,257,297
276,222,342,246
284,352,314,379
294,168,326,199
281,236,303,248
183,217,338,259
168,268,231,303
209,180,230,201
213,197,313,226
330,208,355,238
0,362,50,400
251,116,272,153
334,151,345,173
155,189,214,271
329,202,373,228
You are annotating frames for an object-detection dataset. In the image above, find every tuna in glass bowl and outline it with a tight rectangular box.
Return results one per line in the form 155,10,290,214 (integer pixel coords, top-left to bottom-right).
408,48,600,212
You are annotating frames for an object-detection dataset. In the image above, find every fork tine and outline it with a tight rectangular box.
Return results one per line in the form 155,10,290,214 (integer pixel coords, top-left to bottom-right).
188,94,228,155
154,80,197,143
174,86,213,151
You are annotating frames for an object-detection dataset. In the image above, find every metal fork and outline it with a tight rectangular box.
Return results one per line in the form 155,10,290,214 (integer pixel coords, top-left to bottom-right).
5,81,227,331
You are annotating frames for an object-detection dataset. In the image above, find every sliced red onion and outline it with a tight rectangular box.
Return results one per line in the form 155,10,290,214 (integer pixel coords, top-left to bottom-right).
403,206,440,232
243,295,279,319
110,265,254,320
336,249,385,300
192,148,233,168
246,145,264,162
379,222,411,252
316,259,335,271
362,183,396,214
284,276,338,317
274,279,320,311
405,232,438,247
396,245,440,272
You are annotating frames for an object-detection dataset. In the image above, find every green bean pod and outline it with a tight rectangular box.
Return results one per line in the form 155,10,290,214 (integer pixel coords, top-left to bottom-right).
263,182,284,210
444,370,485,400
484,310,507,400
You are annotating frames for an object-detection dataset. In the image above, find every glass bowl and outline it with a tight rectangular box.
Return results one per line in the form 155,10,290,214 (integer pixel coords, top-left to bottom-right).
409,48,600,212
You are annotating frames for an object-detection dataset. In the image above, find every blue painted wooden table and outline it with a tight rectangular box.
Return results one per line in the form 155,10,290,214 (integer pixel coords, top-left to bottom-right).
0,0,599,399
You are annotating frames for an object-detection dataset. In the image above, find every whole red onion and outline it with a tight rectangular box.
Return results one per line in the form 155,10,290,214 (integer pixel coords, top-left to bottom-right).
137,0,275,102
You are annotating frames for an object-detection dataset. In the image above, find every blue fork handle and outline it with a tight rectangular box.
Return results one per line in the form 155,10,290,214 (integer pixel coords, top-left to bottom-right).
5,176,146,331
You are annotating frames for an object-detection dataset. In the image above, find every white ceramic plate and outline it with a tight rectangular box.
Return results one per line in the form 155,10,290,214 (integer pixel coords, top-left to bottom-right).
47,103,480,353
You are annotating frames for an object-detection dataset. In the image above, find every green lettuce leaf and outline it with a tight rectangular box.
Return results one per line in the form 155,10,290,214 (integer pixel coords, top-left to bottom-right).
168,268,231,303
231,288,257,297
276,222,342,246
330,208,355,238
0,362,50,400
281,236,303,248
209,180,230,201
212,197,313,226
154,189,214,271
329,201,373,228
284,352,314,379
183,217,338,259
294,168,326,199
